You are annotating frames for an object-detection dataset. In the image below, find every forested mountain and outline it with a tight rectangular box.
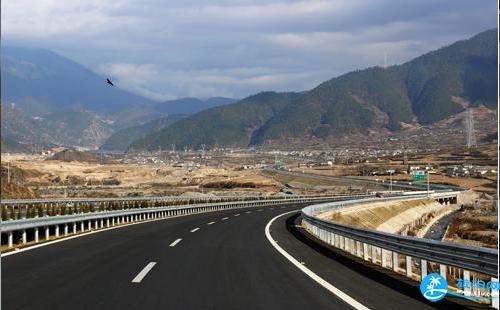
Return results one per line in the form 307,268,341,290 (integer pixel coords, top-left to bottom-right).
1,46,237,149
1,46,157,124
100,114,186,151
155,97,236,115
129,92,299,149
131,29,497,150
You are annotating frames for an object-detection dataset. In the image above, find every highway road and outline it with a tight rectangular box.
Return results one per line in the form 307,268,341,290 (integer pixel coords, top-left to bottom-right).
2,204,485,310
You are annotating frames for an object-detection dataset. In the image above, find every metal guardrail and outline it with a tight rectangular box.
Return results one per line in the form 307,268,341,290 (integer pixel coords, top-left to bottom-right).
301,194,497,277
0,193,355,222
1,194,371,234
0,193,339,205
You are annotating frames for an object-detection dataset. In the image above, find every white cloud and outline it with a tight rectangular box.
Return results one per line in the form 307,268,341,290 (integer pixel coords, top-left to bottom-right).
1,0,496,100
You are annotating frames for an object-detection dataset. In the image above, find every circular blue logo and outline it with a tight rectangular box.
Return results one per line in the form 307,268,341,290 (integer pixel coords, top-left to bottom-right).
420,273,448,302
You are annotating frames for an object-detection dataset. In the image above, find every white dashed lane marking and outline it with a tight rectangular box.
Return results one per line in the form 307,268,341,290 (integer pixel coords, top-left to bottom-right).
169,238,182,247
131,262,157,283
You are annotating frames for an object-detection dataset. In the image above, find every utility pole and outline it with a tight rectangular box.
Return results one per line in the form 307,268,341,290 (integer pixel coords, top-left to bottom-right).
387,169,395,192
427,169,430,198
7,161,11,183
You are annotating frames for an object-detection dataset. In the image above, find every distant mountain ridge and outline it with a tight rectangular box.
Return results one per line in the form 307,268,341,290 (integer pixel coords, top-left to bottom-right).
1,46,157,123
100,114,186,151
155,97,237,115
99,97,236,151
130,29,497,150
0,45,238,149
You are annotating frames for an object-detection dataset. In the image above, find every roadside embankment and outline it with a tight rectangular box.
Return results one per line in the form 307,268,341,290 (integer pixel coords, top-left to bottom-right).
318,197,457,236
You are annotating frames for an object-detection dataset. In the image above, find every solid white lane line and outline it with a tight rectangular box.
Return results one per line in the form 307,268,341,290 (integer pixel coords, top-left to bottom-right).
257,209,263,212
190,228,200,232
265,211,371,310
222,217,229,220
234,214,240,217
170,238,182,247
245,211,252,214
132,262,157,283
207,221,215,225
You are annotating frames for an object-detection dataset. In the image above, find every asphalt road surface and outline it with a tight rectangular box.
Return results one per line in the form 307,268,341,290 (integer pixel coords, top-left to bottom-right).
2,204,485,310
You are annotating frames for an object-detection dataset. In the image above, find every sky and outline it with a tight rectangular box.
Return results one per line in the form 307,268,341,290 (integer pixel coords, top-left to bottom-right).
1,0,497,101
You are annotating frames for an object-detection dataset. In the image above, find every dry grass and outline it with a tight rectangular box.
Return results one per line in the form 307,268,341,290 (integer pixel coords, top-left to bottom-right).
445,197,498,248
326,198,438,232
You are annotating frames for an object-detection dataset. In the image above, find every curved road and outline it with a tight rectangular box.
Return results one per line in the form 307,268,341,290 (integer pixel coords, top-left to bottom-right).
2,204,484,309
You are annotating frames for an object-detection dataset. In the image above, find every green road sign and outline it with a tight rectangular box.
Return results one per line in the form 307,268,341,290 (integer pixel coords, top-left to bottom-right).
412,171,426,181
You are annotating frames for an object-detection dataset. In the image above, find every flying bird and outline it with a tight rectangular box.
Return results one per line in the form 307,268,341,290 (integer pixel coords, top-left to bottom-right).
106,78,114,86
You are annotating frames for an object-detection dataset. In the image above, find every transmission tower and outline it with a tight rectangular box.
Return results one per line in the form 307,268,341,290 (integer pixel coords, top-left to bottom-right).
201,144,206,158
464,108,477,148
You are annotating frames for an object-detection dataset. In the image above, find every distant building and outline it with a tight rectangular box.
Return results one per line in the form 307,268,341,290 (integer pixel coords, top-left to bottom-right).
445,166,458,177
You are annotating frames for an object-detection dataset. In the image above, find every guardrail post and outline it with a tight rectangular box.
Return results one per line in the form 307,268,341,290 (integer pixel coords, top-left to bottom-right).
81,222,85,231
55,225,59,237
2,231,12,247
363,243,369,261
463,270,471,296
371,246,377,264
34,228,39,242
491,277,499,309
73,223,77,234
22,229,27,244
112,217,115,226
420,259,427,278
405,256,412,277
88,221,92,230
64,224,69,236
439,264,446,278
392,252,398,272
381,249,387,267
100,219,104,228
94,220,98,229
107,218,110,227
45,226,49,240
